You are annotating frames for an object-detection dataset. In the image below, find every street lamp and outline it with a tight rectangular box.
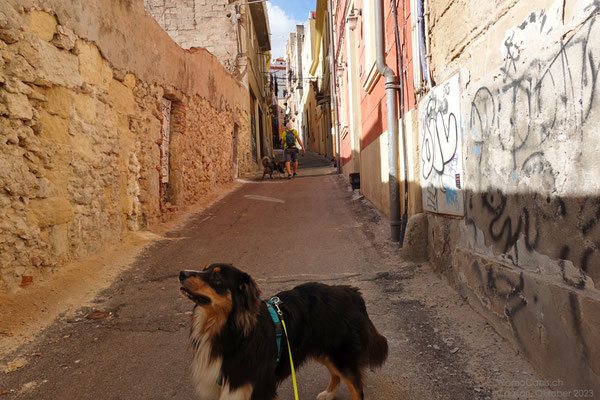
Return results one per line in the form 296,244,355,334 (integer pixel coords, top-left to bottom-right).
346,8,361,31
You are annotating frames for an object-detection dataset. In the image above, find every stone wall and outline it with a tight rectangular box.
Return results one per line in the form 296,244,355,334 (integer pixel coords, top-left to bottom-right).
143,0,239,72
424,0,600,391
0,0,249,290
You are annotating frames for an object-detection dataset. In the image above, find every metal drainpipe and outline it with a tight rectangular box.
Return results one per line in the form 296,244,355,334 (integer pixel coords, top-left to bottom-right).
416,0,432,87
423,0,433,87
392,0,409,248
327,0,342,174
232,4,242,74
375,0,401,242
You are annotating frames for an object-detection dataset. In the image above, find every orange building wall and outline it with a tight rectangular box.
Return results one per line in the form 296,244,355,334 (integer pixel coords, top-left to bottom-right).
359,0,416,151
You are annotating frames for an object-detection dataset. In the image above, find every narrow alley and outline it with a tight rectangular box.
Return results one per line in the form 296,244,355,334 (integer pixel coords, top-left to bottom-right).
2,153,546,399
1,0,599,398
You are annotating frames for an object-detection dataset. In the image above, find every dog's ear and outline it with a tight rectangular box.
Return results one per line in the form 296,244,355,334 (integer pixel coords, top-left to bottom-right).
238,272,260,310
235,272,261,335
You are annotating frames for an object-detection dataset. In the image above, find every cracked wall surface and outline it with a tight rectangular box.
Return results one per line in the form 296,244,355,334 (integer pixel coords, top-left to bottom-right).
0,0,249,291
144,0,239,71
425,0,600,392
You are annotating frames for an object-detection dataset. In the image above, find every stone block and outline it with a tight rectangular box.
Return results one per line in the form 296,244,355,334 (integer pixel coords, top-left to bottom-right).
77,40,113,90
1,91,33,120
0,11,7,29
72,184,94,205
28,10,57,42
4,55,36,83
3,77,32,96
400,213,429,262
39,110,69,144
112,68,127,82
45,157,71,194
580,295,600,376
44,86,72,118
51,25,76,51
109,79,136,115
73,93,96,123
26,88,47,102
0,28,22,44
49,223,69,258
15,40,41,68
71,131,95,162
37,177,51,198
33,40,83,88
123,73,136,89
28,197,74,227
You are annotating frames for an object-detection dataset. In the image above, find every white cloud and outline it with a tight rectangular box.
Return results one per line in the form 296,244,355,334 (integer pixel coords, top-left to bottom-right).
267,3,303,60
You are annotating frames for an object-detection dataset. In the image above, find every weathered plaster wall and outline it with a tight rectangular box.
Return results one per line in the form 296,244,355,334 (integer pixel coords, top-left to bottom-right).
143,0,239,72
361,109,421,222
355,0,420,226
0,0,249,290
360,134,390,218
144,0,265,169
425,0,600,391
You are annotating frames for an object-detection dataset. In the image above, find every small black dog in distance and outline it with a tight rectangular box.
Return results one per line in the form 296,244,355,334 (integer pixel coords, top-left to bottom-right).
179,264,388,400
261,156,285,179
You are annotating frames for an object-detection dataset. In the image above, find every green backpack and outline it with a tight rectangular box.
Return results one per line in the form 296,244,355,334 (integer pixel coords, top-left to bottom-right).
285,130,296,148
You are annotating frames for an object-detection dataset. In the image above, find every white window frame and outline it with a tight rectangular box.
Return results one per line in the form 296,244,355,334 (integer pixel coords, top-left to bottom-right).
362,0,381,93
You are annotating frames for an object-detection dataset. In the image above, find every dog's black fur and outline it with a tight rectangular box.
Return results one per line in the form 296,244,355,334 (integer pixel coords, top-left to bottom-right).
261,156,285,179
179,264,388,400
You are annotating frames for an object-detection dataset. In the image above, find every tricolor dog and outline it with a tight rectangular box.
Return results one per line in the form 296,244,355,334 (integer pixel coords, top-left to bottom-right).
179,263,388,400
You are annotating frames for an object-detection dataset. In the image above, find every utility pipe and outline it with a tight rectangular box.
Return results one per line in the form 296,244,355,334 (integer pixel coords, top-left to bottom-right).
391,0,409,248
327,0,342,173
375,0,401,242
423,0,433,87
232,3,242,74
416,0,432,87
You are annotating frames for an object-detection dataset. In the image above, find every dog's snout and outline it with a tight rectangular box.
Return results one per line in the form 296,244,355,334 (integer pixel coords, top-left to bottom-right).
179,270,196,282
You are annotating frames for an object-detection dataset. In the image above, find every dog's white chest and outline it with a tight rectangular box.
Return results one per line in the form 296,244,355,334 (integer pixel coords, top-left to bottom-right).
190,336,253,400
189,302,253,400
190,310,223,399
191,335,223,399
191,358,222,399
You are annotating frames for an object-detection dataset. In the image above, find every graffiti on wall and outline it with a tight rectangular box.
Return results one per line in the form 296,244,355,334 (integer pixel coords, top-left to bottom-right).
467,257,594,368
419,73,464,216
466,3,600,287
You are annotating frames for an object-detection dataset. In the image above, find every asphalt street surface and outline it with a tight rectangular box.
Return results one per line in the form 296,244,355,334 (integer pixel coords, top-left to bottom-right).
1,152,544,399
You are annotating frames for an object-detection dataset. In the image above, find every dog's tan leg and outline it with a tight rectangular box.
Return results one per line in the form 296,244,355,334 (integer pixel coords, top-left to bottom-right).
316,373,340,400
219,382,253,400
314,357,364,400
315,358,341,400
339,375,364,400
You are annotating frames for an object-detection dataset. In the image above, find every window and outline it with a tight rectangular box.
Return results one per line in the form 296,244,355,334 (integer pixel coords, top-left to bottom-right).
362,0,381,93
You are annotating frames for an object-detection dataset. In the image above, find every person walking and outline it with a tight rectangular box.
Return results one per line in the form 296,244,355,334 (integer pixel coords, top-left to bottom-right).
281,120,306,179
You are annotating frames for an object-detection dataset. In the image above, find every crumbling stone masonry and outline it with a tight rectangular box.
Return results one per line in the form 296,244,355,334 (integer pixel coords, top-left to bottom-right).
0,0,250,290
423,0,600,392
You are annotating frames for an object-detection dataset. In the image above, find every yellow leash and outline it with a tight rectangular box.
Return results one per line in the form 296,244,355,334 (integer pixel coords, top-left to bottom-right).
280,318,299,400
270,297,300,400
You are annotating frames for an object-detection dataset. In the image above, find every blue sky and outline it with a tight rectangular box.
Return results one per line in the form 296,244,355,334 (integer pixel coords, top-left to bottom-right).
267,0,316,59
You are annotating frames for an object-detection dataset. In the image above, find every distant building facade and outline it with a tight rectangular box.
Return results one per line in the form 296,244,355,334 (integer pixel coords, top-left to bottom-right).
270,57,286,147
145,0,274,168
285,25,306,144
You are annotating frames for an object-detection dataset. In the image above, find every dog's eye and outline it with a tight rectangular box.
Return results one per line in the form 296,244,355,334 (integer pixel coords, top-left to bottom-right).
211,270,223,285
